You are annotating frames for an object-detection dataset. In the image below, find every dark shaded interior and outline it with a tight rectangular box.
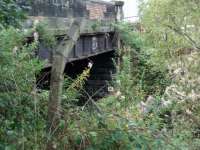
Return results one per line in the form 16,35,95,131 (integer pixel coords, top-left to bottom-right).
37,51,117,102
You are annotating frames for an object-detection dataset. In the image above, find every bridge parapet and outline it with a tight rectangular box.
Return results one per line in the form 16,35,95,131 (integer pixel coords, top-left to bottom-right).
21,0,125,100
17,0,120,35
17,0,124,64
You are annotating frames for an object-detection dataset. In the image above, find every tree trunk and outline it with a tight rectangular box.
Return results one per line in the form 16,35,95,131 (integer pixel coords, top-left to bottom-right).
46,19,85,150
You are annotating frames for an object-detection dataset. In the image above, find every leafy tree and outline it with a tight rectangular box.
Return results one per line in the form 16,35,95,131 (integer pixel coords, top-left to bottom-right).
139,0,200,66
0,0,25,29
139,0,200,149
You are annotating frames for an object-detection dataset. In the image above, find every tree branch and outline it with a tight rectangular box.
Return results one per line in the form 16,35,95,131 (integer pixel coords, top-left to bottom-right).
165,24,200,50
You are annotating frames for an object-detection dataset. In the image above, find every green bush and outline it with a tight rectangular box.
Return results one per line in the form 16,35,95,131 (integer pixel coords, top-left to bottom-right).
35,22,56,48
0,0,26,29
116,22,170,102
0,27,46,149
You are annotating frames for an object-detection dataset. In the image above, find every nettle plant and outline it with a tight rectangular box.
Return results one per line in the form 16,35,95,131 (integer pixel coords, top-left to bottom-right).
0,27,46,149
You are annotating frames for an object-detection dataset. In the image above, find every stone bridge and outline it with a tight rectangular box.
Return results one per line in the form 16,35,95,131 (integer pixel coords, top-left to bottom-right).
18,0,124,100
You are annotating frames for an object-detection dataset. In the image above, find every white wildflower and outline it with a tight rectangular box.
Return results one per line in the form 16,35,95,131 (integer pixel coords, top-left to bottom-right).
173,68,182,75
12,46,18,55
187,56,193,62
116,80,121,84
34,19,39,27
23,29,28,33
138,101,149,114
140,101,146,106
186,109,192,115
33,32,39,42
146,96,155,106
53,143,57,149
161,100,172,107
120,95,125,100
115,90,121,97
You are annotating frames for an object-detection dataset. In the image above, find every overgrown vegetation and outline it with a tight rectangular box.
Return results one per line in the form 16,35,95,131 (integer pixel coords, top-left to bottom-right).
0,27,44,149
0,0,26,29
35,22,56,48
0,27,92,149
1,0,200,149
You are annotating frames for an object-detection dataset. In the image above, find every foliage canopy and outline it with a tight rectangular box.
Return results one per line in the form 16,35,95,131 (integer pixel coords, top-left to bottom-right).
0,0,26,29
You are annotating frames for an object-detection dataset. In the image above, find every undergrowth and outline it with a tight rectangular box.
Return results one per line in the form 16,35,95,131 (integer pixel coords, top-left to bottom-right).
1,7,200,149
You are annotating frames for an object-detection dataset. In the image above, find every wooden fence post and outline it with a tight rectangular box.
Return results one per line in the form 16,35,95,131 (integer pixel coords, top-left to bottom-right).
46,19,85,150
